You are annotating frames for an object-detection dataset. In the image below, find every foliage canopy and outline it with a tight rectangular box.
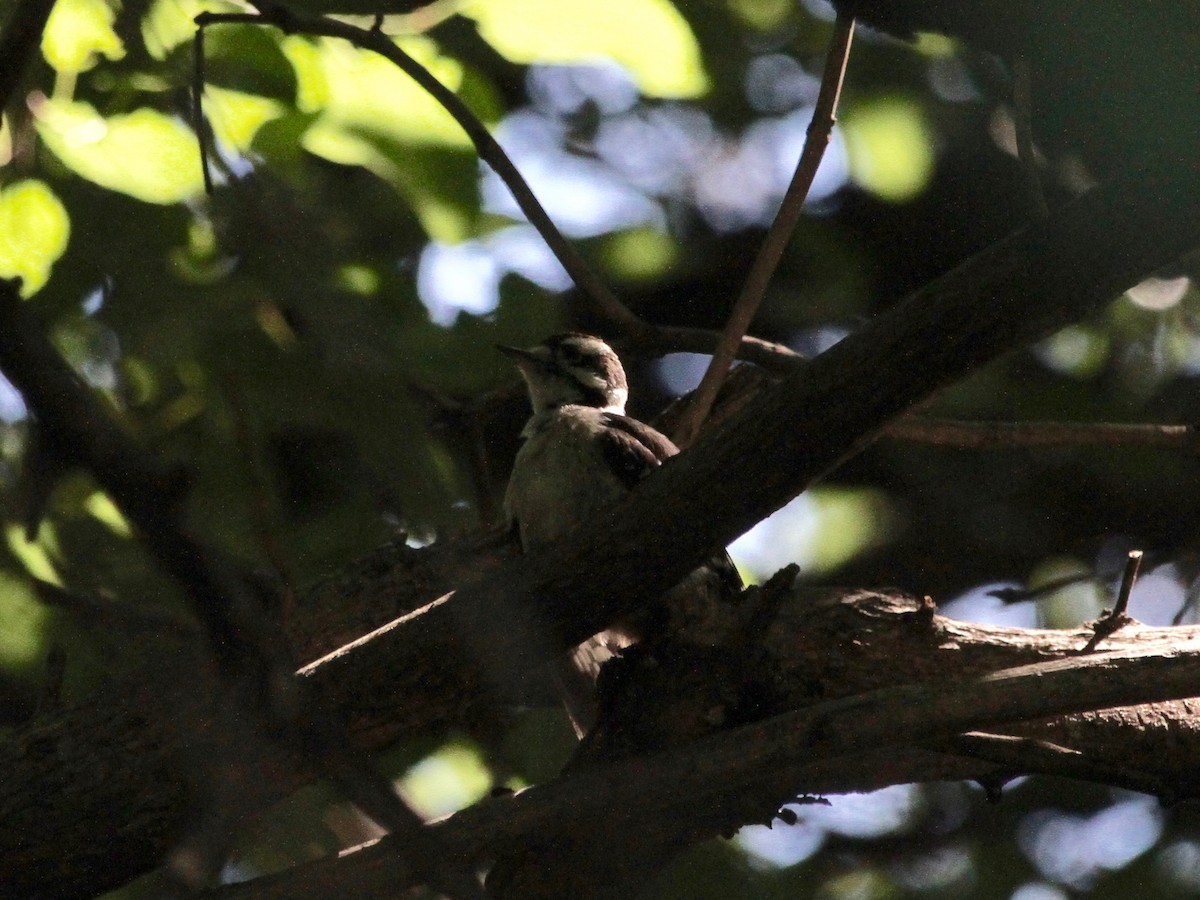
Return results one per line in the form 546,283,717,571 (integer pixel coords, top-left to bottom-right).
1,0,1200,897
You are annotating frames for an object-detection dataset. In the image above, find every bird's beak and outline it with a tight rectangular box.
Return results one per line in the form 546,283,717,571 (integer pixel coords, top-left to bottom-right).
497,343,550,369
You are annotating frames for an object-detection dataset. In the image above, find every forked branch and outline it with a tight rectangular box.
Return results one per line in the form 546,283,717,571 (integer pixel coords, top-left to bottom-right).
672,13,856,447
193,9,801,370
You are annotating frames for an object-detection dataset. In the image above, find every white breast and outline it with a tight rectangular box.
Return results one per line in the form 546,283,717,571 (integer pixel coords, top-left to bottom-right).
504,406,628,550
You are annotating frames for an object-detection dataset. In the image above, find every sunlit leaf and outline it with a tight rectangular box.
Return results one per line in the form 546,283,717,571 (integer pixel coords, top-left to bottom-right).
463,0,708,98
729,486,895,580
600,227,678,281
725,0,793,33
841,95,934,203
282,34,474,148
336,264,381,296
913,32,958,57
119,356,160,406
84,492,132,538
35,100,204,204
143,0,297,100
42,0,125,74
204,86,286,150
0,569,49,669
400,743,492,818
0,180,71,297
356,135,480,242
1029,557,1104,628
805,487,896,574
141,0,201,60
141,0,237,60
0,118,11,166
1035,324,1110,379
5,524,61,586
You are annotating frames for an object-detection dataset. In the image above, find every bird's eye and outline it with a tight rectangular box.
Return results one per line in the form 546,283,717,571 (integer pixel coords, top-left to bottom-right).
559,344,583,364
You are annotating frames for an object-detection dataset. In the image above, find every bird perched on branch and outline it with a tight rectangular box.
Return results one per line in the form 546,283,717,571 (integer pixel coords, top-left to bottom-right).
499,333,742,736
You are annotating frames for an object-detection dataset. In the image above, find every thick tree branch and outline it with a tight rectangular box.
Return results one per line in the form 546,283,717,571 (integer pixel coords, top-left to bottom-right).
305,164,1200,747
207,592,1200,898
4,163,1200,897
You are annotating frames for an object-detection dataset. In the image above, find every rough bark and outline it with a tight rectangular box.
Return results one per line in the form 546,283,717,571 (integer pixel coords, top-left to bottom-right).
206,588,1200,899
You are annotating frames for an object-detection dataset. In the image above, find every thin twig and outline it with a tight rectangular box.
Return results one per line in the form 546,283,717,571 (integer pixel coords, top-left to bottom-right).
196,10,639,334
1012,56,1048,218
192,23,215,194
192,11,803,374
950,731,1173,798
987,572,1093,605
671,13,855,448
1081,550,1143,653
634,324,803,371
884,417,1200,452
1113,549,1143,618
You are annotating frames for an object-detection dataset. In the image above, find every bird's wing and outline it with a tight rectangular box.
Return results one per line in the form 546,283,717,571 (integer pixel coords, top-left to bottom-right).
600,412,742,590
597,412,679,488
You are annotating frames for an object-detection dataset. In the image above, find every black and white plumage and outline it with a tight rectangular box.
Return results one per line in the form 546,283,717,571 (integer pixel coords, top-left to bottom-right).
499,333,742,736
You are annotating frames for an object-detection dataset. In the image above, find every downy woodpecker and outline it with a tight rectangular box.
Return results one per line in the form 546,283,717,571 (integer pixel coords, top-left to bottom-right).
500,333,742,736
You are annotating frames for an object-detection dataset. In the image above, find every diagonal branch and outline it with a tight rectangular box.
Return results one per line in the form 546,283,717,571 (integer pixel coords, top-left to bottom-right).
304,164,1200,746
194,9,802,371
672,13,855,447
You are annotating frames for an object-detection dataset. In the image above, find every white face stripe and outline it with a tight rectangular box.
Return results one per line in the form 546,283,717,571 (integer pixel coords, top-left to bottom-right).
560,335,612,356
572,369,610,390
516,334,629,415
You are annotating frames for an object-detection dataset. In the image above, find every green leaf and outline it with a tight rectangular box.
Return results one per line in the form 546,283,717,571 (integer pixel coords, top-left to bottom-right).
204,86,286,151
143,0,299,101
463,0,708,98
5,523,61,587
282,34,475,149
841,95,935,203
599,227,679,281
140,0,201,60
400,743,493,818
351,133,481,243
141,0,242,60
0,180,71,297
42,0,125,74
35,100,204,205
0,568,50,669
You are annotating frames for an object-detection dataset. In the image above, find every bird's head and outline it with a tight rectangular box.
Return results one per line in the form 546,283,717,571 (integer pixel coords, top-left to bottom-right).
499,333,628,414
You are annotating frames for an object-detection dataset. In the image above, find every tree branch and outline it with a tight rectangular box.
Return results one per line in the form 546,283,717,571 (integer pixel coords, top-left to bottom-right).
883,417,1200,452
303,163,1200,752
206,594,1200,898
5,163,1200,897
672,13,854,447
194,10,802,373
